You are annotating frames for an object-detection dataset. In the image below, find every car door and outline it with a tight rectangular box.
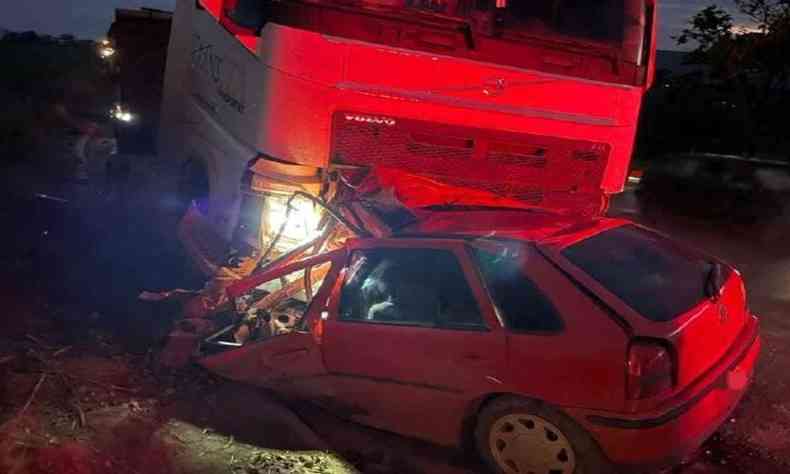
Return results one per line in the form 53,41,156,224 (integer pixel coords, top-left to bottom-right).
320,239,508,446
197,249,346,401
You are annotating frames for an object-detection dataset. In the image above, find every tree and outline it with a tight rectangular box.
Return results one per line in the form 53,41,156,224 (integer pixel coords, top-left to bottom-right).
675,5,734,66
674,1,790,156
677,1,789,82
735,0,790,31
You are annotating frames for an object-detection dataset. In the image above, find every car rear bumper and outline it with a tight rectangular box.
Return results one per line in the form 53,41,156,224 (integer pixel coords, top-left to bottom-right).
568,323,760,471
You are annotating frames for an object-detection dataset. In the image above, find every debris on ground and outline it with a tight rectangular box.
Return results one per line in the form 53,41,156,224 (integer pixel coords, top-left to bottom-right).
0,309,355,474
138,289,199,302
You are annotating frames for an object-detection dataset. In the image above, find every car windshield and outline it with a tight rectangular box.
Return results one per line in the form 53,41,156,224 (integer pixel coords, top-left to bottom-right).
561,225,720,322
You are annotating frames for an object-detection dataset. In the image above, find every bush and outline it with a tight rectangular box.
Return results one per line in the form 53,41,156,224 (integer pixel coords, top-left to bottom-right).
0,33,105,164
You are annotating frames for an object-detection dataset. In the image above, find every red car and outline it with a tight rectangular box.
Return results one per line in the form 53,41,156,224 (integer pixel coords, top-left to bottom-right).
198,209,760,474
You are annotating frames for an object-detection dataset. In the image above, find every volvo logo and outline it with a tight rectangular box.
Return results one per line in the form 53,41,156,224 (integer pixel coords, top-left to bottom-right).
344,114,397,126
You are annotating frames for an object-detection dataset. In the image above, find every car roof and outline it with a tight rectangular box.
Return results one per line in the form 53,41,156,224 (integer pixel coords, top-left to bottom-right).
394,208,628,244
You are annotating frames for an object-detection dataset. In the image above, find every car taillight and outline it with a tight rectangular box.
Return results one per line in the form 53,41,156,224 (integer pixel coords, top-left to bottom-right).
627,341,674,400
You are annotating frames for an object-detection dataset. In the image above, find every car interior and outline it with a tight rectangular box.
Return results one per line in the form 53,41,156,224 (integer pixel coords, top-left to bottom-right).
339,248,486,329
200,262,331,353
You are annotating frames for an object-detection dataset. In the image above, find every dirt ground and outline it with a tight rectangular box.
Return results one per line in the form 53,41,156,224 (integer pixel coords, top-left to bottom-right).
1,127,789,474
0,136,354,474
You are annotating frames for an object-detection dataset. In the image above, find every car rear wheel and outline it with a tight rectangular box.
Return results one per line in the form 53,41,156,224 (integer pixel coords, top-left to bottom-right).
475,396,612,474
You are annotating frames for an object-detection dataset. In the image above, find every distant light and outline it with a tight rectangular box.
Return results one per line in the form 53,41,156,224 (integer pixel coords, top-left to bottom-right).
734,25,764,35
628,169,644,185
110,104,136,123
99,38,111,46
99,47,116,58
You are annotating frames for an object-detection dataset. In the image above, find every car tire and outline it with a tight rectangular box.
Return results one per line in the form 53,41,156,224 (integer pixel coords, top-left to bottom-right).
475,396,613,474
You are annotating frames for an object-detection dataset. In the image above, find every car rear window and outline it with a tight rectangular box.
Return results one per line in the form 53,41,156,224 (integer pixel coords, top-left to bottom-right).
562,225,716,322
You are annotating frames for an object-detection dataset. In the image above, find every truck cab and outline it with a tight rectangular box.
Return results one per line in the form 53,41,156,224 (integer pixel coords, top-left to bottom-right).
157,0,657,268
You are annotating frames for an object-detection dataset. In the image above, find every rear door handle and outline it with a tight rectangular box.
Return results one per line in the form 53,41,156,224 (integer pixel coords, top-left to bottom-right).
457,353,489,366
272,348,308,362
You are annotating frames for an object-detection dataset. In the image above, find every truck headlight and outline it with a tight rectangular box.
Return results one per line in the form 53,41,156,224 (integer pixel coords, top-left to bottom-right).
265,195,323,245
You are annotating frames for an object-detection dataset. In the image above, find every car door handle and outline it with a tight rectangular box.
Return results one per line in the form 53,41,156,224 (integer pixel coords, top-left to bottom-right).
457,353,488,365
272,348,308,362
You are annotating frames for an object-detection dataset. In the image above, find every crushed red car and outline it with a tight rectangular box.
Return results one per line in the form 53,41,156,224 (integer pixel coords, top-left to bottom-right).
162,169,761,474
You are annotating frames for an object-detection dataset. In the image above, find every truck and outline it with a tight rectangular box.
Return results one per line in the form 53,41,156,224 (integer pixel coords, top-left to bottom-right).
136,0,658,273
105,0,660,373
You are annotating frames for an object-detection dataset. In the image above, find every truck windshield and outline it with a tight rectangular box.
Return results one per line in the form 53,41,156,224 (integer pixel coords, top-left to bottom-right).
351,0,643,55
500,0,626,43
226,0,651,85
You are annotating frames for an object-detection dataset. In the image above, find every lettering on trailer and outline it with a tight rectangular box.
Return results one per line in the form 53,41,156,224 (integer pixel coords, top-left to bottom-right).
344,114,397,127
191,34,247,114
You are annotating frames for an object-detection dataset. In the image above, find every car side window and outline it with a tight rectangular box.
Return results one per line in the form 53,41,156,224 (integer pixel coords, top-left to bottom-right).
473,245,563,333
339,248,486,330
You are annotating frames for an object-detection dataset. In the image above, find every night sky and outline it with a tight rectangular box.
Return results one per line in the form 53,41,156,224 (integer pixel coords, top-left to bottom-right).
2,1,753,51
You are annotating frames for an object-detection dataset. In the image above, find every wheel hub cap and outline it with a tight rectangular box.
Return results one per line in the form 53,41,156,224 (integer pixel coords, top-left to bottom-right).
489,414,576,474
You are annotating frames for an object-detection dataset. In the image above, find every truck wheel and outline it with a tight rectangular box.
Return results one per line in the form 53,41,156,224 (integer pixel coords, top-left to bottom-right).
475,396,613,474
177,159,210,215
